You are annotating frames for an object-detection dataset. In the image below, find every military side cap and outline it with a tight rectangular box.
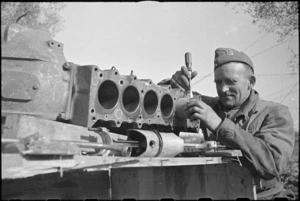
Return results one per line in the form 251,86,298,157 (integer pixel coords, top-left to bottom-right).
214,48,254,72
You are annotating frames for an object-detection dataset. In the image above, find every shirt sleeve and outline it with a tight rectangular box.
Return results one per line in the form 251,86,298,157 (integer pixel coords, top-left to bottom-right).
157,78,171,85
214,105,295,180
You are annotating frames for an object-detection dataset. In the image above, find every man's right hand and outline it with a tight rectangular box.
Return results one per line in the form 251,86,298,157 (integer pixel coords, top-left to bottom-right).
170,66,198,92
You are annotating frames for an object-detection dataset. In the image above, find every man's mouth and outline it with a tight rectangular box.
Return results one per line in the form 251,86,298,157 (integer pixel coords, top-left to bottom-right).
221,94,235,99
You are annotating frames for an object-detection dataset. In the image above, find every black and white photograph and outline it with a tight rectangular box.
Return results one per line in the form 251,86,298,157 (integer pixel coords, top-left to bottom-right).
1,2,299,200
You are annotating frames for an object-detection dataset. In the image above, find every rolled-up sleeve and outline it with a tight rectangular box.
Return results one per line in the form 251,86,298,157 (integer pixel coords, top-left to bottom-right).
214,105,295,180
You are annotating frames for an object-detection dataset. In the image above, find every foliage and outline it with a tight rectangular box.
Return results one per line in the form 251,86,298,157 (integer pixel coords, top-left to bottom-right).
227,2,298,41
226,2,299,71
1,2,66,36
281,131,299,199
287,47,299,72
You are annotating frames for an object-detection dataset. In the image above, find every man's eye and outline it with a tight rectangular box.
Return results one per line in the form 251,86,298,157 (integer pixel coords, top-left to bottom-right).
225,79,235,85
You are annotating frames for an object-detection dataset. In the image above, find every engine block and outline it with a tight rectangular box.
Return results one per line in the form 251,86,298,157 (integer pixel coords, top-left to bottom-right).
1,23,200,136
68,64,199,132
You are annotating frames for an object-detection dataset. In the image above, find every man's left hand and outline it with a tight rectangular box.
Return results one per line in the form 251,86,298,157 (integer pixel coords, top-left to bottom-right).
186,98,222,132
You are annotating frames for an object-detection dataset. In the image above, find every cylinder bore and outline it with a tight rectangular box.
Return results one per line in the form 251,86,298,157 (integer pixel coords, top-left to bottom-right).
122,85,140,113
160,94,173,117
98,80,119,110
143,90,158,115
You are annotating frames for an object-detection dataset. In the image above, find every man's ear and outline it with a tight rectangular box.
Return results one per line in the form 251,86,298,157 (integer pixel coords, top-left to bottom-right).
249,76,256,89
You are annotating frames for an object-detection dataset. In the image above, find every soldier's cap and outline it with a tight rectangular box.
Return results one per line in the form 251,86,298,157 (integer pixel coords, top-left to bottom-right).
214,48,254,73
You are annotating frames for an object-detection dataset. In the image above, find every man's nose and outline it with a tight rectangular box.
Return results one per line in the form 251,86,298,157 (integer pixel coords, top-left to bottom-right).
218,83,229,93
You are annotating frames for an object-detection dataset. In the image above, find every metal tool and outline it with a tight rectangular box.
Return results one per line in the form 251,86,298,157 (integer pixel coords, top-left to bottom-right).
2,133,138,157
185,52,193,98
127,129,220,157
183,141,218,152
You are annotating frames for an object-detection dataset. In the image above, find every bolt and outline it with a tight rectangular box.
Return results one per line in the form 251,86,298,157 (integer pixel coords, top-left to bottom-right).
63,62,71,70
32,84,39,90
88,127,103,131
48,40,54,47
58,112,66,120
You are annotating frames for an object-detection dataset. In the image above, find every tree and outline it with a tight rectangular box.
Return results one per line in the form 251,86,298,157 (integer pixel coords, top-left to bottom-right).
226,2,299,71
1,2,66,37
227,2,298,41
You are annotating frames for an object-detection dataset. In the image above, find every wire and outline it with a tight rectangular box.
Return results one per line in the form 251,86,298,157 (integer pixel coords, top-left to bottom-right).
251,35,298,58
280,82,299,103
269,87,298,101
263,80,298,98
254,73,299,77
191,72,214,86
256,73,296,90
259,79,297,98
242,33,269,52
192,73,299,81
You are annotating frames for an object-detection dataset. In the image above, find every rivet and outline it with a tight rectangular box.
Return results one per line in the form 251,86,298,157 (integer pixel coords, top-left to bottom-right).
63,62,71,70
32,84,39,90
58,112,66,119
48,40,54,47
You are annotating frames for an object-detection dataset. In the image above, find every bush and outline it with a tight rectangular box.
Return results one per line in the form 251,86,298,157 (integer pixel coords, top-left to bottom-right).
281,131,299,199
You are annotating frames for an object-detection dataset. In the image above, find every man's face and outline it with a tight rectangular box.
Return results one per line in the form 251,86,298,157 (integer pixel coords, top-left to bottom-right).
214,62,252,109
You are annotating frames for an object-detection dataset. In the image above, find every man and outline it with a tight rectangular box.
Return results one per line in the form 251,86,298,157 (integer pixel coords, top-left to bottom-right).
161,48,295,199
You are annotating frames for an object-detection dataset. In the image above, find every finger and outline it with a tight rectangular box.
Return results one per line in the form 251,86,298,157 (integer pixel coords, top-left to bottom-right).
186,105,202,117
188,98,207,108
179,74,190,90
189,113,202,121
181,66,190,77
191,71,198,79
187,99,202,108
170,77,186,91
171,71,182,86
170,77,179,88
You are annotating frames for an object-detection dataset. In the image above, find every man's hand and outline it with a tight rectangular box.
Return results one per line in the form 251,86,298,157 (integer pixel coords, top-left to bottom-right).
170,66,198,91
186,98,222,132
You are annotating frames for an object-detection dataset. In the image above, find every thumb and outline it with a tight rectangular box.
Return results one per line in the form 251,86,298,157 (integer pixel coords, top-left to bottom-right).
191,71,198,79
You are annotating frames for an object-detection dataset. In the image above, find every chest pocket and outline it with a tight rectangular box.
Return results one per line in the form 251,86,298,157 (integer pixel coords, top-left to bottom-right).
233,112,257,135
244,100,271,135
240,112,267,136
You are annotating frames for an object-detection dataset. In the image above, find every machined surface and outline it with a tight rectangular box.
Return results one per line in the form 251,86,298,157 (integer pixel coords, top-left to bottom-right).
87,66,189,130
127,129,184,157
